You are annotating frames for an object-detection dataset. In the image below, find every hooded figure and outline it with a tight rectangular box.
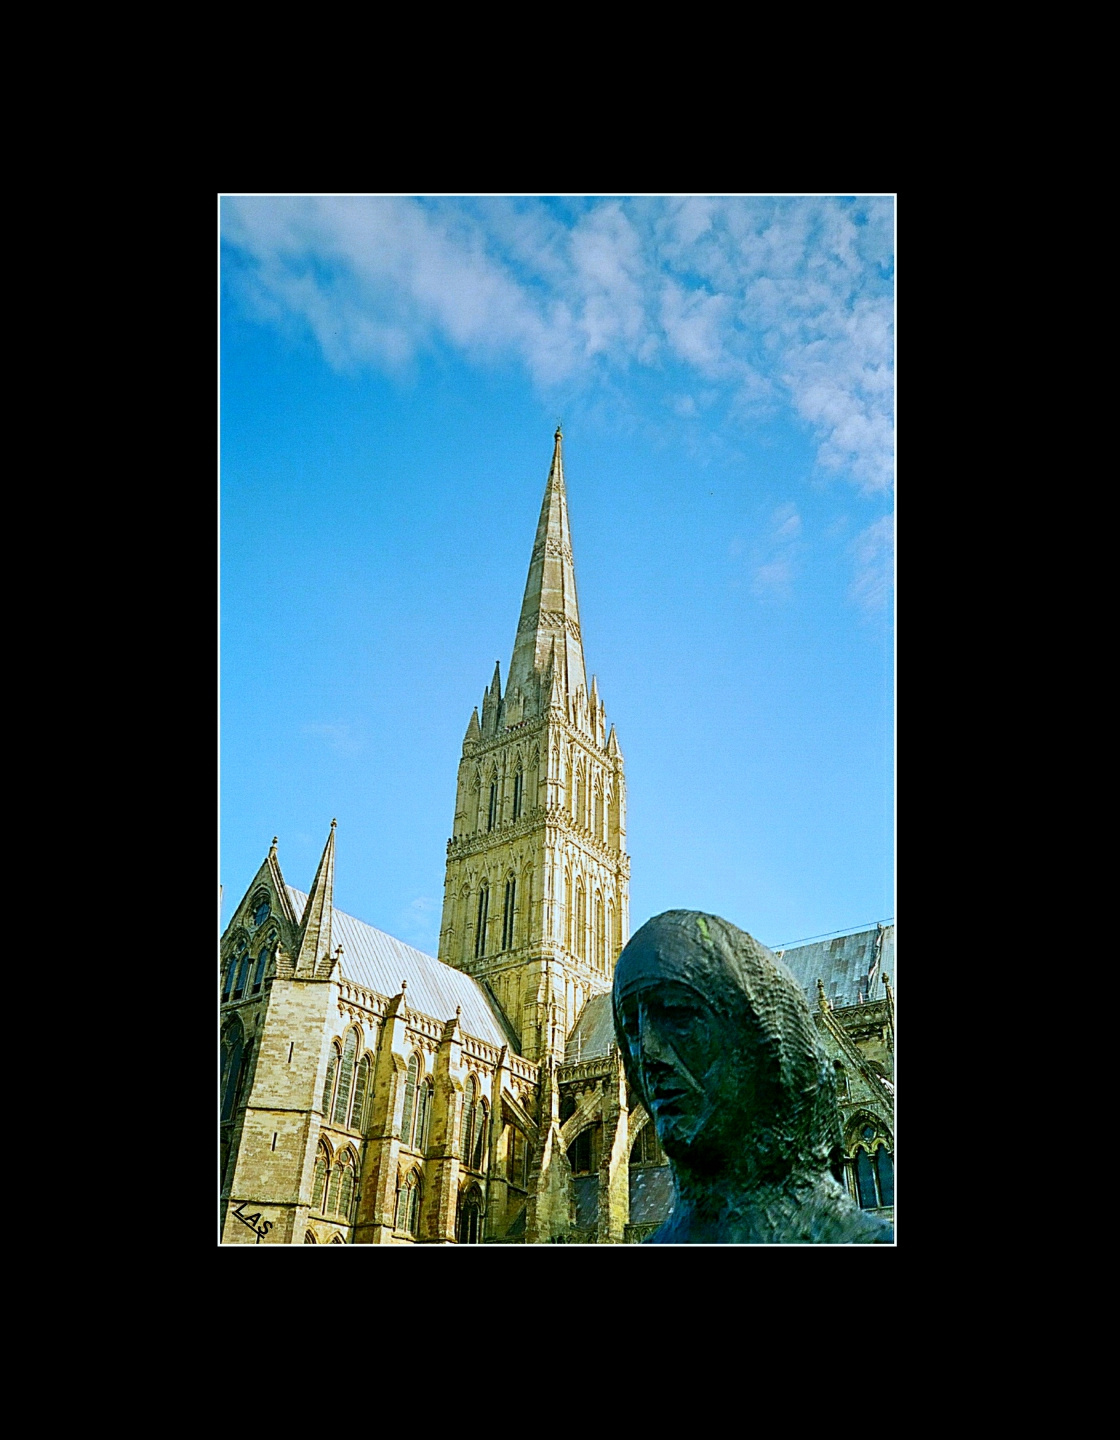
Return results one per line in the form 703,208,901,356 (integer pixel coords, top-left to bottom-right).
612,910,893,1244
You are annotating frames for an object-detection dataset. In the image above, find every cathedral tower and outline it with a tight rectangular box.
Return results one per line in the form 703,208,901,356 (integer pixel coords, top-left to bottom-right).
438,428,629,1063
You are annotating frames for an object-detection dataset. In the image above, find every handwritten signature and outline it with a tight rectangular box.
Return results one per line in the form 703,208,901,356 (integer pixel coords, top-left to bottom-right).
231,1201,273,1241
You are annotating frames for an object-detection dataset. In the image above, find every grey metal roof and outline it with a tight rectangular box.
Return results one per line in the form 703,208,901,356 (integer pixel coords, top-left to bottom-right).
286,887,516,1051
565,992,615,1062
776,924,895,1010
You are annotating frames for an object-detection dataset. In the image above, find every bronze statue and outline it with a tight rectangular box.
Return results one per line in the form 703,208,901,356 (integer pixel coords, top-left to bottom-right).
612,910,893,1244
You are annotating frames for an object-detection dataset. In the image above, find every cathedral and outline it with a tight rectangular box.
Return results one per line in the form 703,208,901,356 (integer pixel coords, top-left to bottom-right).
219,429,895,1244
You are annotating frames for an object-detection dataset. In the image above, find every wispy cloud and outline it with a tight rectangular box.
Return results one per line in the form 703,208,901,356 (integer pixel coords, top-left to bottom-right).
222,196,894,492
849,515,894,616
751,502,803,601
301,722,363,756
395,896,441,951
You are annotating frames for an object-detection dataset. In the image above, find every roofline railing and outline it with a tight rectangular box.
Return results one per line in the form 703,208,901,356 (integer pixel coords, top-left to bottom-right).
770,918,895,952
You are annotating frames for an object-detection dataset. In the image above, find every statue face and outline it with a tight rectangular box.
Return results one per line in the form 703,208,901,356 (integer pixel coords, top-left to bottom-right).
616,979,741,1157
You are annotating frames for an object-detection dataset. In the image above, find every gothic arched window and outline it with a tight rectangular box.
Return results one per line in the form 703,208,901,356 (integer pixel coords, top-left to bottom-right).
414,1077,433,1153
327,1148,357,1220
512,767,523,820
853,1126,894,1209
607,901,615,966
350,1055,371,1133
311,1139,330,1212
222,940,247,1000
502,875,517,950
396,1170,421,1236
401,1053,421,1148
458,1185,483,1244
220,1017,246,1122
332,1029,360,1127
321,1041,341,1117
475,882,490,959
594,783,603,839
576,880,586,960
594,892,604,970
487,779,498,831
251,933,276,994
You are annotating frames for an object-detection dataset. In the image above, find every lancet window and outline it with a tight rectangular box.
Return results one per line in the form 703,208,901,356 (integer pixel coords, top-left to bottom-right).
487,780,498,831
223,940,247,1000
501,875,517,950
401,1053,420,1146
331,1029,360,1126
221,1016,248,1122
311,1139,330,1211
462,1079,488,1171
321,1042,340,1117
630,1121,664,1168
457,1185,483,1244
396,1170,422,1236
512,767,523,820
475,882,490,959
350,1055,371,1134
326,1147,357,1220
594,892,604,970
250,931,276,994
508,1127,529,1189
575,880,587,960
853,1126,894,1209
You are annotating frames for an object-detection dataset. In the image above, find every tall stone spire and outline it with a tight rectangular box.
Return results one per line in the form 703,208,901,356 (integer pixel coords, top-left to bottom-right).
295,819,335,974
507,427,587,699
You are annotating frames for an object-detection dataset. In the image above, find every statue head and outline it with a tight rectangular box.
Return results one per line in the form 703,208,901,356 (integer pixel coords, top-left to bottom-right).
612,910,840,1185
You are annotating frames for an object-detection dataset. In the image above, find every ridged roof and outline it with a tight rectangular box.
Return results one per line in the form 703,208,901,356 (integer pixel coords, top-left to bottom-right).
562,923,894,1062
565,992,615,1061
286,887,516,1050
776,924,895,1010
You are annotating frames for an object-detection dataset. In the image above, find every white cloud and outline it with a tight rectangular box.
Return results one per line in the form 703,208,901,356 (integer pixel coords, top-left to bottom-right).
222,195,894,492
849,515,894,616
751,503,803,601
301,722,363,755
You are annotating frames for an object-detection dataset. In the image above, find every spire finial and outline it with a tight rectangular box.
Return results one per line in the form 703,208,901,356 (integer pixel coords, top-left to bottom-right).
330,818,337,828
269,836,278,857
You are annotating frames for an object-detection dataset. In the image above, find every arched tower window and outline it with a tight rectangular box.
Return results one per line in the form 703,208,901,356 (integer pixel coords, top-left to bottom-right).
396,1170,421,1236
576,879,586,960
401,1053,421,1148
311,1139,331,1212
563,868,572,950
321,1041,341,1118
251,932,276,994
475,882,490,959
502,875,517,950
594,782,603,839
512,766,523,820
332,1029,360,1126
487,778,498,831
223,940,246,1000
230,943,251,1001
220,1017,246,1122
594,892,604,970
607,901,615,966
349,1054,371,1132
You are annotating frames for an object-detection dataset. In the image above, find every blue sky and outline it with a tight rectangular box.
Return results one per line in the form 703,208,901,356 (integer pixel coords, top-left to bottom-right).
220,195,894,953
